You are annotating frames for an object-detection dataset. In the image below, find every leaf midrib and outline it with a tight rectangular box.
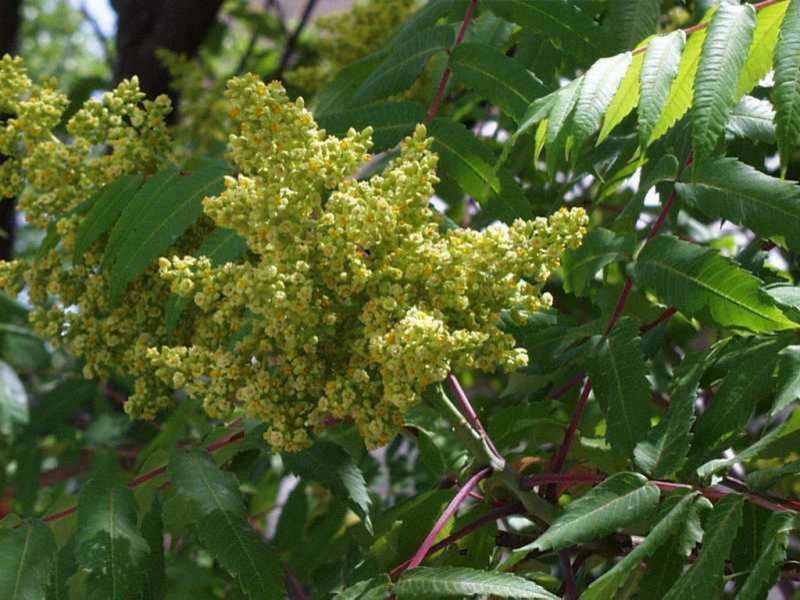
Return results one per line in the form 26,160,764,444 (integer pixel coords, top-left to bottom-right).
535,481,653,549
433,136,501,198
639,256,786,328
11,525,32,600
687,179,800,225
118,175,223,274
605,337,638,450
191,453,271,594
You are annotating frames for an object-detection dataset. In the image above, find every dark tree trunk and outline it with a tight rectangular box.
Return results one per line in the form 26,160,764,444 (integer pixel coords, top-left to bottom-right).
0,0,23,261
111,0,224,104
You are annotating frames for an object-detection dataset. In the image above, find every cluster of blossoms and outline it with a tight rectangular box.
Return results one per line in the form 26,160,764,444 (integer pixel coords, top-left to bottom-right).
0,55,188,417
148,75,586,450
286,0,418,93
0,57,586,452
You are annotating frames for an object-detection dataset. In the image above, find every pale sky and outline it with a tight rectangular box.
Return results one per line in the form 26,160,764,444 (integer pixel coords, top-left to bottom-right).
73,0,116,36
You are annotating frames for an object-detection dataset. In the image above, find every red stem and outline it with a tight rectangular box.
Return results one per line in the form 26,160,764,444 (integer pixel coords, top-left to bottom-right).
559,551,579,600
390,500,520,580
39,429,246,524
640,307,678,333
549,378,593,476
604,278,634,336
424,0,478,123
398,467,492,576
447,373,502,461
548,371,585,400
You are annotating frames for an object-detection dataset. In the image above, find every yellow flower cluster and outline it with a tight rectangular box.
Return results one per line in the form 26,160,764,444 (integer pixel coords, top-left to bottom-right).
286,0,418,92
1,58,586,452
148,74,586,451
0,55,181,418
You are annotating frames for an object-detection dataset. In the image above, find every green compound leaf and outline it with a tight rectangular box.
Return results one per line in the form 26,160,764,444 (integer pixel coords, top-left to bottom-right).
105,161,229,302
691,2,756,159
520,472,660,553
0,519,56,600
603,0,661,52
561,227,635,296
588,319,653,457
635,351,704,478
726,95,776,143
353,26,454,105
582,492,701,600
633,235,796,333
648,7,716,145
395,567,558,599
572,52,632,149
164,227,249,334
663,494,744,600
169,449,285,599
597,49,644,144
76,454,150,600
429,118,531,223
773,0,800,169
73,173,145,262
317,101,426,152
283,440,372,534
737,513,794,600
483,0,602,65
450,42,546,123
639,30,685,146
737,1,789,97
677,158,800,251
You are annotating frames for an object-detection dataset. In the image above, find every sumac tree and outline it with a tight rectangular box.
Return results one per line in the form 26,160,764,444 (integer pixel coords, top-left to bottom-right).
1,0,800,598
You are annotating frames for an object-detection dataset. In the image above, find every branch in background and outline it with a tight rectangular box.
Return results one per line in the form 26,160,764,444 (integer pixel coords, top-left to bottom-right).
267,0,288,35
275,0,319,77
